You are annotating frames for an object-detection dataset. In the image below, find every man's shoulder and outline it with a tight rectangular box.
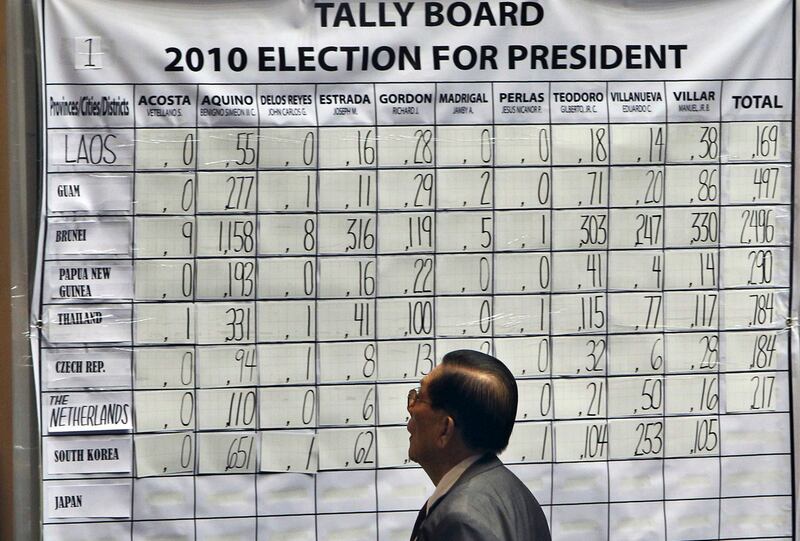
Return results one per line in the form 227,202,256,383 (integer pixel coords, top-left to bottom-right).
450,457,536,503
427,456,540,517
423,459,550,541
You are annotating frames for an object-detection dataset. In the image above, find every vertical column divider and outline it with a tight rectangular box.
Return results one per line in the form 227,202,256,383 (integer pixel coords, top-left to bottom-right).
253,83,262,539
432,83,438,369
129,82,137,541
603,80,612,541
546,80,555,530
716,79,724,541
192,82,200,541
312,82,321,541
489,82,496,355
660,78,669,541
371,81,380,540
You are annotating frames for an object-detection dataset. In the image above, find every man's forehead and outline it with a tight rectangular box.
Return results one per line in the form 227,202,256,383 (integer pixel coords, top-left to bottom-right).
420,364,443,388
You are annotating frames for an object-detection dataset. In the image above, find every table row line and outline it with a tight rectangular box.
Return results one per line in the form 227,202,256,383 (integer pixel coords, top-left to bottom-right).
41,413,789,473
41,289,789,345
46,163,792,215
43,376,788,434
42,248,791,304
46,123,791,172
40,496,793,541
45,207,792,260
39,329,788,391
41,454,791,508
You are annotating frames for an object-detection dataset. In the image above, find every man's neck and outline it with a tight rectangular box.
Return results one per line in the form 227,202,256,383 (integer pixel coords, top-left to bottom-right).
425,447,479,485
423,453,486,513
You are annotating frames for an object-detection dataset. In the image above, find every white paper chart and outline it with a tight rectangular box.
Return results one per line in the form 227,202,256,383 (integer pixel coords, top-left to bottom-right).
32,1,797,539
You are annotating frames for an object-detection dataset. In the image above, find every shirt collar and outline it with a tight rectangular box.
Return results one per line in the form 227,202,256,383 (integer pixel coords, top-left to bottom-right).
426,454,483,512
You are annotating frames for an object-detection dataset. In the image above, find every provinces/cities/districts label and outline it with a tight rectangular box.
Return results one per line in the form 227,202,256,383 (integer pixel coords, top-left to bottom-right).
42,304,132,344
42,347,132,391
43,261,133,303
44,435,132,477
43,391,132,435
44,480,131,520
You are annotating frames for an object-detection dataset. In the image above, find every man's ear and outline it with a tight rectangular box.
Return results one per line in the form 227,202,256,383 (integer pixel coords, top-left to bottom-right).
435,414,457,448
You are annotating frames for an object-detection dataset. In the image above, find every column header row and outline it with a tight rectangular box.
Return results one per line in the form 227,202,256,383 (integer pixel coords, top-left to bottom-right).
47,80,792,128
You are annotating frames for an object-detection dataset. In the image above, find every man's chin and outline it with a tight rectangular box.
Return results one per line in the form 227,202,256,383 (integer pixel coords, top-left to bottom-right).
407,444,417,464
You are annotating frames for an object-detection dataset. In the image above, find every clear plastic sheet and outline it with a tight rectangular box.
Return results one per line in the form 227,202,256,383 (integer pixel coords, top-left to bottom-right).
28,1,798,539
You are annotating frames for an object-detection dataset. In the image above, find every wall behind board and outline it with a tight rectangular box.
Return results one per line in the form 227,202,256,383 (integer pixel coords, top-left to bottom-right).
3,0,43,539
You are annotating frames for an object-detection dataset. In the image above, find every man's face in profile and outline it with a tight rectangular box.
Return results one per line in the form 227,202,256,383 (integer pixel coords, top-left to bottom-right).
406,365,445,465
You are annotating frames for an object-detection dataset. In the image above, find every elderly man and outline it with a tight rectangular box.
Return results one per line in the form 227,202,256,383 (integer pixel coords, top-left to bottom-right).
407,349,551,541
